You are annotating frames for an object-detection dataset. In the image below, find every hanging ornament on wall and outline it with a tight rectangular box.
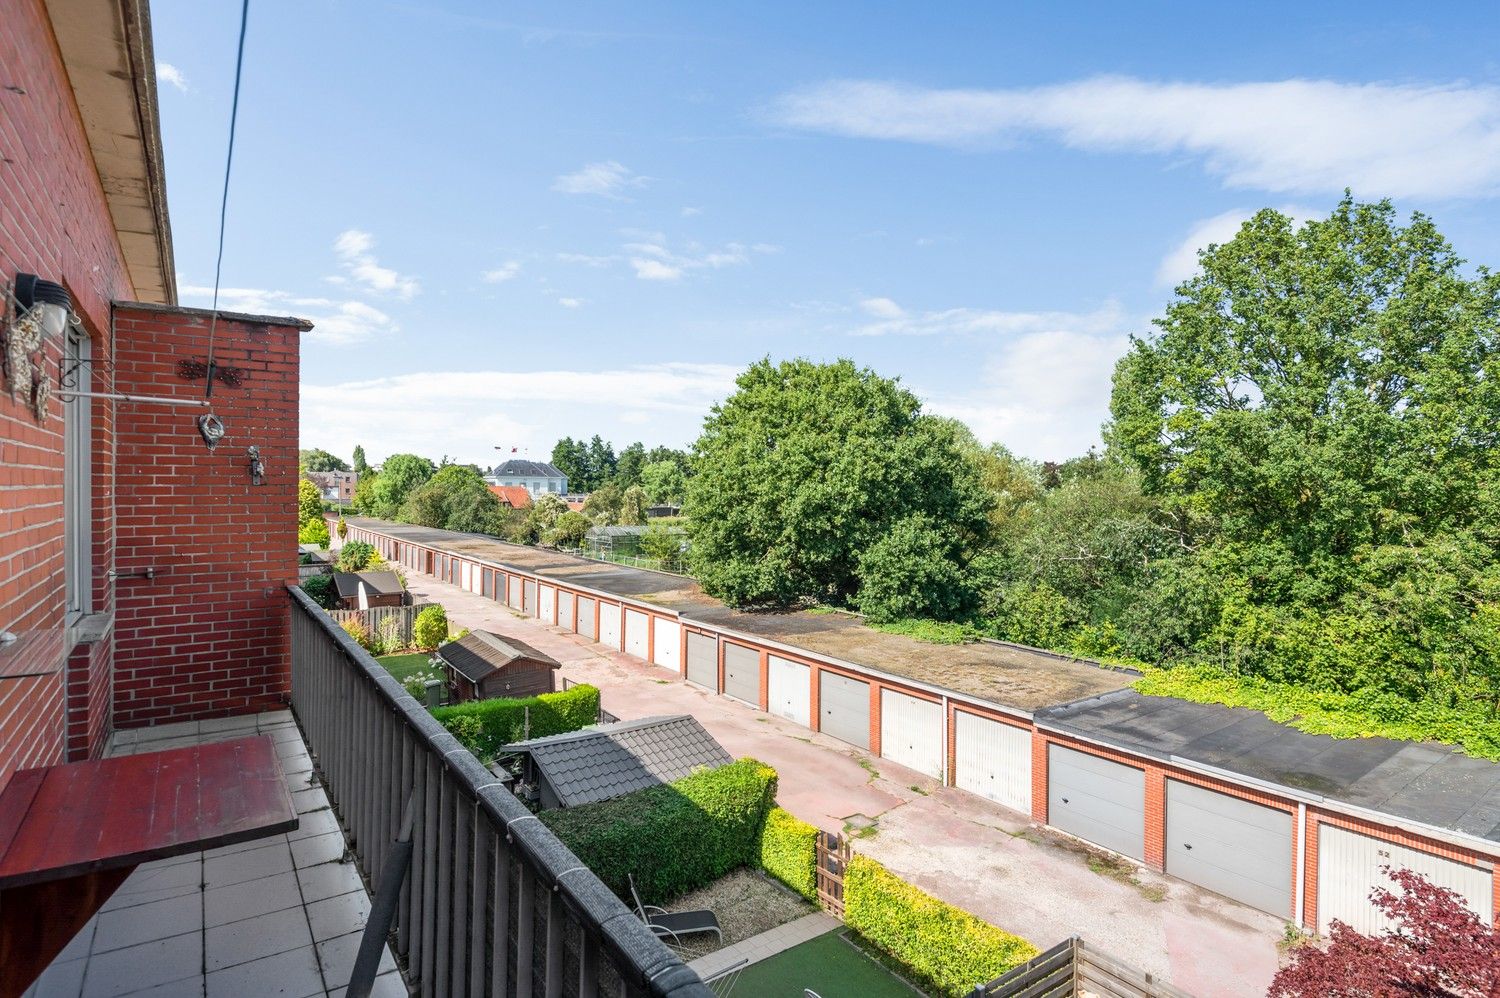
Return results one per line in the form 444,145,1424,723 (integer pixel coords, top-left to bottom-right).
198,412,225,450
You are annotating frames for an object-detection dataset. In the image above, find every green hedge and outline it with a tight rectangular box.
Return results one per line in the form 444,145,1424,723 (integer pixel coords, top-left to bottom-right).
757,806,818,900
431,683,599,758
843,855,1036,997
542,758,777,904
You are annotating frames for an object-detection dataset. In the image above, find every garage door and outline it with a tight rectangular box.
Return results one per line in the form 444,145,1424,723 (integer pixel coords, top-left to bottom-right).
481,569,494,599
599,602,620,649
954,711,1031,814
1047,745,1145,860
576,597,596,639
686,633,717,689
767,656,810,726
460,562,472,592
723,643,760,705
819,672,869,750
880,691,943,778
1166,780,1293,917
524,580,538,616
507,575,522,610
558,591,575,632
653,619,681,672
1318,824,1493,935
623,610,649,659
539,585,556,624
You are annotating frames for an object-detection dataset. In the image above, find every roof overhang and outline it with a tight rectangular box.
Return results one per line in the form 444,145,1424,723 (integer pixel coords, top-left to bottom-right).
45,0,176,304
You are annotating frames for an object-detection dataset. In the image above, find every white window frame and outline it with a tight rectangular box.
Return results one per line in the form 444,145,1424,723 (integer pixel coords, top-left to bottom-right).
64,326,92,626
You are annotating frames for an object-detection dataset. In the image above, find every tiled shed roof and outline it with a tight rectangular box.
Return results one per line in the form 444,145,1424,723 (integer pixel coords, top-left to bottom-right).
510,715,731,808
437,630,559,684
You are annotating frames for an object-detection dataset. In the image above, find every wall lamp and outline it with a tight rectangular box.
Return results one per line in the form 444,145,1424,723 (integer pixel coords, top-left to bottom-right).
3,273,74,421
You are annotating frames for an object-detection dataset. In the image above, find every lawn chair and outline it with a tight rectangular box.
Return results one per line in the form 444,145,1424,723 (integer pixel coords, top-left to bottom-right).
627,873,723,948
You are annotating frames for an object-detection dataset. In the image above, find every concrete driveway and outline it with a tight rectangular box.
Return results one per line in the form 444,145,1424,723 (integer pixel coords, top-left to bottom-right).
404,572,1285,997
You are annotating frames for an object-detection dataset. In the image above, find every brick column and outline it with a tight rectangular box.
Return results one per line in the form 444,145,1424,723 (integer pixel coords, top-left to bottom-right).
809,667,822,732
1144,765,1167,870
868,682,883,757
758,651,770,711
1031,730,1050,823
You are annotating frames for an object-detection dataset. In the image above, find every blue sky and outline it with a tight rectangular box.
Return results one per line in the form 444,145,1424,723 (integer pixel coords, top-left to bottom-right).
151,2,1500,467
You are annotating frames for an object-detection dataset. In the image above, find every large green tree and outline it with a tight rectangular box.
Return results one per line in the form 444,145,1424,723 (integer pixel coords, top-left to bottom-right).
550,437,588,490
400,464,504,534
351,444,369,474
364,453,436,519
300,448,350,472
639,460,687,505
614,442,647,490
687,358,992,613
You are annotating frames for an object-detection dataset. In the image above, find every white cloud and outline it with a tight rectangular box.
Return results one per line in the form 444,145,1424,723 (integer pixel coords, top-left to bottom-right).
157,63,188,92
681,206,703,217
556,252,618,266
332,229,419,299
631,258,684,281
1155,205,1319,287
551,160,646,198
622,236,774,282
178,283,396,346
482,261,521,283
301,363,736,464
768,76,1500,199
558,297,583,308
852,297,1125,339
859,297,906,320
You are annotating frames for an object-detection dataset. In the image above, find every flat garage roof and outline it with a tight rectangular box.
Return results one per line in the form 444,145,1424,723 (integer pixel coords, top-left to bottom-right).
1037,689,1500,847
344,517,1132,712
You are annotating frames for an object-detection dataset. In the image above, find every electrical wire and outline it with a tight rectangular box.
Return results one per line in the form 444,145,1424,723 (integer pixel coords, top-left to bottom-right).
202,0,251,401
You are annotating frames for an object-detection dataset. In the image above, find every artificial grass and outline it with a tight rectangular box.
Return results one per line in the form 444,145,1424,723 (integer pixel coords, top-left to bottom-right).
730,930,919,998
375,653,432,683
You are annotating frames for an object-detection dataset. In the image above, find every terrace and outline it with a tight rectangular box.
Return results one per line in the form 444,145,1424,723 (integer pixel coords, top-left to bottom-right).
20,591,713,998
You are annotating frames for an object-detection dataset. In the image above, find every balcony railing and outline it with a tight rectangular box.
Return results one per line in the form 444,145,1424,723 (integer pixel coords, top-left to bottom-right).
289,586,712,998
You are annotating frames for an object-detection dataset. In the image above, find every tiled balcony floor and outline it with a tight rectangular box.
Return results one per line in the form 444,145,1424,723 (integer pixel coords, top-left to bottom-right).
24,712,407,998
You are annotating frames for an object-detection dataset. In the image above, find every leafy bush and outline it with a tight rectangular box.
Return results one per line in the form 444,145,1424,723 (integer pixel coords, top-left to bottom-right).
431,683,600,758
337,540,376,572
843,855,1036,997
299,517,330,549
335,515,348,541
412,605,448,651
340,616,375,652
298,478,324,527
545,510,592,548
854,514,977,623
542,759,778,904
300,574,338,610
757,806,817,900
376,615,404,655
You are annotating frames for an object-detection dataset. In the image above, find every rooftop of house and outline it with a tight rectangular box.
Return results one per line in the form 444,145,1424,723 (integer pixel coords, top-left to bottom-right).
492,460,566,479
1037,690,1500,846
331,570,404,599
508,715,732,808
436,630,559,685
487,484,533,509
340,517,1133,712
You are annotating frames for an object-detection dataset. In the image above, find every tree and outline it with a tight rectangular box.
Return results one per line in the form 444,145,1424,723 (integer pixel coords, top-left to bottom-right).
399,464,504,534
639,460,687,505
1270,869,1500,997
300,448,350,473
411,605,449,652
297,478,324,528
637,524,684,565
582,483,623,524
352,444,368,474
299,517,330,549
365,454,436,519
614,442,647,489
526,494,569,539
550,437,588,490
686,358,992,611
854,515,977,623
351,471,380,516
337,540,376,572
617,484,648,526
546,510,592,549
336,515,348,541
585,435,617,491
299,574,338,610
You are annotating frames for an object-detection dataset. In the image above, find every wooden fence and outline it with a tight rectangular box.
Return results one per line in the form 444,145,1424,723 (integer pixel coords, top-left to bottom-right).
975,936,1195,998
815,830,850,918
328,602,434,648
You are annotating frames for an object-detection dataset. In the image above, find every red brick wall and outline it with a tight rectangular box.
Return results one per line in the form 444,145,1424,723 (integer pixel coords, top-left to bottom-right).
111,305,301,727
0,0,136,789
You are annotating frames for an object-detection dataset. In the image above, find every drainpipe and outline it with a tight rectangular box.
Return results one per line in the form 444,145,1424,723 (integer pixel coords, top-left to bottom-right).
1293,801,1307,930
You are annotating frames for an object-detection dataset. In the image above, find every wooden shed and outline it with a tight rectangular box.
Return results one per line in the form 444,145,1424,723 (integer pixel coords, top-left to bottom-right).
436,630,560,702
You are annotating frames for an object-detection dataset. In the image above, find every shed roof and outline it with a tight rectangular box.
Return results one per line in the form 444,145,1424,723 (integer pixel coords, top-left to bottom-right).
331,570,404,599
509,715,732,808
1036,690,1500,846
437,630,559,684
493,460,566,479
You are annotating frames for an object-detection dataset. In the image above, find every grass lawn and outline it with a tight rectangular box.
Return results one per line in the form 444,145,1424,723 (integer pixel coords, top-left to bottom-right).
375,653,432,683
730,930,921,997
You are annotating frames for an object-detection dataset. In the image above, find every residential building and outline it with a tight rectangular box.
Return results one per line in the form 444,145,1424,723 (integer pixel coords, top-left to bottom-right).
0,5,710,996
488,458,568,497
305,469,358,503
487,483,532,509
434,630,559,702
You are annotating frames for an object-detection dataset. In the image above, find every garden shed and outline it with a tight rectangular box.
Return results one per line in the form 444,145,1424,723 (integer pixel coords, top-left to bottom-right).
331,570,406,610
436,630,560,703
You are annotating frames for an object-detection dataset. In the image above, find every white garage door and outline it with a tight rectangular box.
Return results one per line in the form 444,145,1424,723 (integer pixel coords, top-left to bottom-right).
767,656,810,726
624,610,649,659
1047,745,1145,860
880,690,943,779
686,633,717,689
1166,780,1293,917
557,591,575,631
460,562,472,592
470,565,483,595
576,596,596,640
598,602,620,649
819,672,869,750
507,575,522,610
539,585,556,624
524,580,538,616
1318,824,1493,935
653,618,681,672
954,711,1031,814
722,643,761,705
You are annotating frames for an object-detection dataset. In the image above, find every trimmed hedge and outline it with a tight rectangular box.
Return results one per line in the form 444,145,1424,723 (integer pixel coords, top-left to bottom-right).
541,759,777,904
843,855,1036,997
431,683,599,758
757,806,818,900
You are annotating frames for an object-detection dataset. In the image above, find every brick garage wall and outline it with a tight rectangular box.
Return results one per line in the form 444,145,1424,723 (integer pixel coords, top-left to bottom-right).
0,0,137,788
111,305,305,728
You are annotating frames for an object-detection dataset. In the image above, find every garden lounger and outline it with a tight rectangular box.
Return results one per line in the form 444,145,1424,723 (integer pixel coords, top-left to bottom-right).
627,873,723,946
